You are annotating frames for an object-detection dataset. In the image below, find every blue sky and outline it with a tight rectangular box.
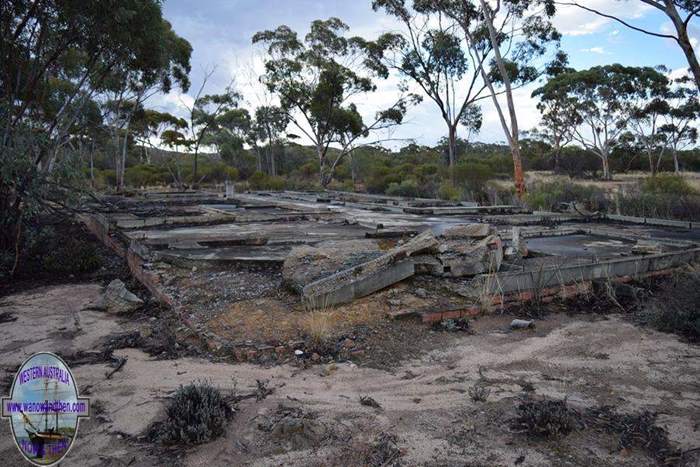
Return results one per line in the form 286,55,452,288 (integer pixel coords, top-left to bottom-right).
154,0,698,148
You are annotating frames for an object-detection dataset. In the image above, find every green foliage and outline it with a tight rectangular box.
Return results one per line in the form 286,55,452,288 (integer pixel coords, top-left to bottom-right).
642,174,696,195
248,172,285,190
438,182,460,201
125,164,170,187
253,17,414,186
197,161,239,184
386,179,419,197
454,161,495,199
21,226,101,275
526,180,608,212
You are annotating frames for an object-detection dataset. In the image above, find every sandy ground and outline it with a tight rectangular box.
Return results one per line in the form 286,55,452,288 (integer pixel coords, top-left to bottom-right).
0,283,699,466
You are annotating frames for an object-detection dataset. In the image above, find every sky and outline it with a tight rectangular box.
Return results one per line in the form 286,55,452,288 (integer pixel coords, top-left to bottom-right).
152,0,699,149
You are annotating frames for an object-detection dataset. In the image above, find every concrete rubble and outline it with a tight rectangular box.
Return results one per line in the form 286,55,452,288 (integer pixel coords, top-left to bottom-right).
79,188,700,336
97,279,144,314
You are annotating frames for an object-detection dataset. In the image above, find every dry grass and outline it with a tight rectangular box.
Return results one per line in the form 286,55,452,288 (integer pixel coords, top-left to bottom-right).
302,310,333,344
517,170,700,193
205,287,416,346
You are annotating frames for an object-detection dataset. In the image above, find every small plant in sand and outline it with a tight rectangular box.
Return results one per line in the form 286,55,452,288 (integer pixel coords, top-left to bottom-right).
468,382,491,402
511,398,580,438
303,310,333,345
151,381,233,445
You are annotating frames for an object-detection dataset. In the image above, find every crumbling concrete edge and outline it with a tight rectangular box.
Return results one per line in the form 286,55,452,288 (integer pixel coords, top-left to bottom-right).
394,248,700,323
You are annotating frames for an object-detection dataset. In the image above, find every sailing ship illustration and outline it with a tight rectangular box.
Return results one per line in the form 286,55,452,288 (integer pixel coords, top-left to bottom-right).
19,380,70,460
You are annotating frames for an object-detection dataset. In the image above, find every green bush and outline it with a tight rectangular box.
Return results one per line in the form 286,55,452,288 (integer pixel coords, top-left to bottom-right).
248,172,287,190
125,164,169,187
642,174,696,196
386,179,419,197
526,180,608,212
197,161,239,183
438,182,460,201
28,226,102,274
618,192,700,221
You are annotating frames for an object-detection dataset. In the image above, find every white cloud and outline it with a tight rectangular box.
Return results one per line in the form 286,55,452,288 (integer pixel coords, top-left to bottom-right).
580,46,607,54
554,1,652,37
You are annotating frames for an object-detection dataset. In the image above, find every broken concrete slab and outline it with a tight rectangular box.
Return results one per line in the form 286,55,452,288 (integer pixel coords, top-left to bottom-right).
282,239,383,293
437,235,503,277
440,223,496,239
403,205,530,215
97,279,144,314
302,231,439,308
468,247,700,298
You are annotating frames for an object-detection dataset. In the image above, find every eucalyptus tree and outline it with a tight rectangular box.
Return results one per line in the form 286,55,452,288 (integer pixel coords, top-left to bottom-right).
413,0,561,198
179,73,241,183
565,1,700,90
629,96,671,176
531,52,580,172
99,19,191,191
253,18,417,187
131,110,188,164
250,106,289,176
660,75,700,172
538,64,668,180
371,0,488,180
0,0,192,271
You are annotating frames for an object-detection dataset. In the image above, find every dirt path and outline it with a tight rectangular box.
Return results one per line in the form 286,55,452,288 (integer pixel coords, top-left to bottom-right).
1,283,698,466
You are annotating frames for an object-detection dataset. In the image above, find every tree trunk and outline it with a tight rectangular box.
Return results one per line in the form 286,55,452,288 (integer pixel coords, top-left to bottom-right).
673,148,680,173
601,154,611,180
478,0,526,199
350,151,356,188
193,149,199,185
447,124,457,185
665,1,700,90
317,145,326,187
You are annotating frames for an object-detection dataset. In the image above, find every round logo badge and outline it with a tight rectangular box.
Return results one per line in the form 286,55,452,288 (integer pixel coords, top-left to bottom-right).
2,352,90,466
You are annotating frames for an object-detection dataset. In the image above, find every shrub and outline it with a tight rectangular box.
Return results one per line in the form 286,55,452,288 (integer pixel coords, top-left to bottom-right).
197,162,239,183
526,180,608,212
152,381,232,445
635,268,700,342
248,172,287,190
26,226,102,274
511,399,580,438
617,177,700,221
641,174,696,196
125,164,169,187
454,160,495,195
438,182,460,201
266,175,286,191
386,179,419,197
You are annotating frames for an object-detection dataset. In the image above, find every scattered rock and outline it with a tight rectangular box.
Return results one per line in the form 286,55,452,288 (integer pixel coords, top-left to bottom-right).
413,287,428,298
511,319,535,330
97,279,143,314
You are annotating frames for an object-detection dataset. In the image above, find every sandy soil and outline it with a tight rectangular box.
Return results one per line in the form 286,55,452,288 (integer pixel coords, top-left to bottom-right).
0,283,698,466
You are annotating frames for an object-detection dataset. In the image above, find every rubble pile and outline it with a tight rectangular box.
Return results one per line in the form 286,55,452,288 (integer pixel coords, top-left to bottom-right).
285,224,506,308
